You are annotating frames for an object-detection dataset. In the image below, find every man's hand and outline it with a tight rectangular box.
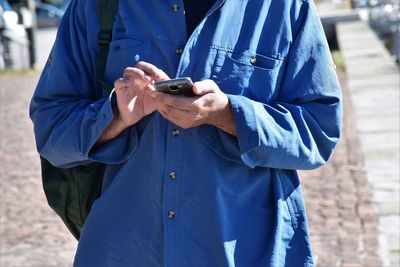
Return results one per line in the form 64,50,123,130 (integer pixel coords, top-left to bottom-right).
96,61,169,145
114,61,169,127
148,79,237,136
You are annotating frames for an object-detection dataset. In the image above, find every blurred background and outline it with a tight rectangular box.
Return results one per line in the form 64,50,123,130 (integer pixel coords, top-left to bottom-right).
0,0,399,266
1,0,398,71
0,0,68,70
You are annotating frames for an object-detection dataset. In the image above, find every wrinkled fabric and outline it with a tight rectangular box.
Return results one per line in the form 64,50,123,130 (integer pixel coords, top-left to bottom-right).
30,0,342,266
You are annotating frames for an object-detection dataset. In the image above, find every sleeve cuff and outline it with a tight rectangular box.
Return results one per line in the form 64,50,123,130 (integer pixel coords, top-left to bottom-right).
88,89,138,164
227,94,261,167
189,95,263,168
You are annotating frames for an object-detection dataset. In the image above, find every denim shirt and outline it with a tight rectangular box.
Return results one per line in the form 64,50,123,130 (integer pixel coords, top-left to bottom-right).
30,0,342,266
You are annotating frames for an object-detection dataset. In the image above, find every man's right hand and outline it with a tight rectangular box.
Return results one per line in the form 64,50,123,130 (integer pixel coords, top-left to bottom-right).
114,61,170,127
96,61,169,145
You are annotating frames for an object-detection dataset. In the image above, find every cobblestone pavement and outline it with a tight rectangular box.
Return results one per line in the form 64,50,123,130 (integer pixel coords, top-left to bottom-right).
0,72,77,267
301,71,383,267
0,70,382,266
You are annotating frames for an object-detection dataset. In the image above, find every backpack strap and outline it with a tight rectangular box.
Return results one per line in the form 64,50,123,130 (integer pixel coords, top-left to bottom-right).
40,0,121,241
96,0,120,91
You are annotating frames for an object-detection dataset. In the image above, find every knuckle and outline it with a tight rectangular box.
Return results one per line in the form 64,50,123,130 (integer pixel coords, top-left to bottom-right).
114,79,122,88
192,103,202,113
136,61,145,67
123,67,133,75
124,67,143,79
195,113,203,120
207,79,217,86
156,69,168,80
123,67,134,77
147,66,159,77
170,97,180,107
137,61,158,75
164,105,173,114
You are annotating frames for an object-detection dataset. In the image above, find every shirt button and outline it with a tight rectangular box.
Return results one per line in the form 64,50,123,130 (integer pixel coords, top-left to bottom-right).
176,48,183,55
168,210,176,219
250,56,257,64
172,129,180,136
169,171,177,180
172,4,179,12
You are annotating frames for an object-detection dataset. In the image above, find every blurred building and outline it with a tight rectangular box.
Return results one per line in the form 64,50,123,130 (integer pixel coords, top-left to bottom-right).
0,0,69,70
0,0,29,70
355,0,400,63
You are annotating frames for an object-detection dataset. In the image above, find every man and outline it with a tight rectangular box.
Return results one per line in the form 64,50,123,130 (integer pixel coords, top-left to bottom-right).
30,0,342,266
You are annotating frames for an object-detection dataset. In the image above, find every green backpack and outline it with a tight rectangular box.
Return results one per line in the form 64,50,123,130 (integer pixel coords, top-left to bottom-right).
40,0,119,240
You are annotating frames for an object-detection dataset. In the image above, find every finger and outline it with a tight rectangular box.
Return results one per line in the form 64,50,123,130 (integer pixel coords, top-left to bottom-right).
150,92,207,129
136,61,170,81
153,96,189,116
123,67,152,83
157,104,195,128
153,68,170,81
158,110,184,127
159,103,205,129
148,91,190,117
192,79,219,95
149,90,195,112
114,78,132,92
158,105,184,122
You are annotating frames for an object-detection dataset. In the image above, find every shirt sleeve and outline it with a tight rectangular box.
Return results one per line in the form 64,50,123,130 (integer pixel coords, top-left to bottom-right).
226,1,342,170
29,0,138,168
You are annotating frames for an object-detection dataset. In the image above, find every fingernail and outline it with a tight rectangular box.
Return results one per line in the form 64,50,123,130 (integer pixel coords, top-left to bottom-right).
122,79,132,85
144,74,152,82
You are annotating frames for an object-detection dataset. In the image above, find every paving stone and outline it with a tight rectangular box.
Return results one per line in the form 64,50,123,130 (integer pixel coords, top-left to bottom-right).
0,72,77,267
336,19,399,267
300,69,383,266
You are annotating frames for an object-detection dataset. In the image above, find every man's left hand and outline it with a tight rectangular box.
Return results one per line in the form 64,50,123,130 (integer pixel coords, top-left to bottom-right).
147,79,237,136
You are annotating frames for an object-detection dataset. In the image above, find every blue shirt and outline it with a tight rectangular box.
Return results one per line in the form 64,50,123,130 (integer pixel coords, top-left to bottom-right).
30,0,342,266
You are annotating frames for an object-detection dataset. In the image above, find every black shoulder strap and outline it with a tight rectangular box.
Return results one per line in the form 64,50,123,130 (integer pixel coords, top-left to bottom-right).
96,0,119,91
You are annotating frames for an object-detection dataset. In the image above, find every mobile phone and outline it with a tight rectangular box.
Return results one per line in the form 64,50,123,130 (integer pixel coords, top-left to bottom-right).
154,77,194,97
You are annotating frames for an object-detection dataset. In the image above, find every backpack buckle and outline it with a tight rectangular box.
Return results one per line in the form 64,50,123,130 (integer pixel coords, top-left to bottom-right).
98,29,112,48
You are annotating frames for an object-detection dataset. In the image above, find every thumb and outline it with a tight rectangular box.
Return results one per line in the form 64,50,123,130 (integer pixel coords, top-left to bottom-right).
192,79,218,95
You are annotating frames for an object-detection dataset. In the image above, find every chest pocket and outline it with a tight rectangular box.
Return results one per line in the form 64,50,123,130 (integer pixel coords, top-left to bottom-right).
104,38,151,85
211,49,286,104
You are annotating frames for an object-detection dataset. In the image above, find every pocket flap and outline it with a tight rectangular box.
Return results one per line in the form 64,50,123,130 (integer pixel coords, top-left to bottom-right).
228,50,283,70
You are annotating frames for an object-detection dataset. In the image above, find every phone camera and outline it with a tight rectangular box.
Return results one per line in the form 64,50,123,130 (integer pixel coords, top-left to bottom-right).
169,85,179,92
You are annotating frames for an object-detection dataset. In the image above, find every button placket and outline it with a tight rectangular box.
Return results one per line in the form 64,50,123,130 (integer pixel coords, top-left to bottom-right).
169,171,177,180
171,4,179,12
163,122,184,265
172,129,180,136
168,210,176,219
175,48,183,55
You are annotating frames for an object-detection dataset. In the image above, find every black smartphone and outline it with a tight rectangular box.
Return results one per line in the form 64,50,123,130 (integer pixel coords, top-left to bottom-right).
154,77,194,97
